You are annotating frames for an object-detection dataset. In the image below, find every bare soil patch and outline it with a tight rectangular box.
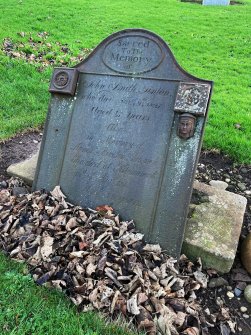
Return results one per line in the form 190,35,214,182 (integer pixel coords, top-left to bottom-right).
0,130,42,181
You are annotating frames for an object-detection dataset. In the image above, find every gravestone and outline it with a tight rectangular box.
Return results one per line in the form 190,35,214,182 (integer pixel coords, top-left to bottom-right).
203,0,230,5
33,29,213,258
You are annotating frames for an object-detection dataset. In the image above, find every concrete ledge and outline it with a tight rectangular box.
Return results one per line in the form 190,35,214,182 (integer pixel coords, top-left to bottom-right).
7,153,247,273
182,180,247,273
7,152,38,186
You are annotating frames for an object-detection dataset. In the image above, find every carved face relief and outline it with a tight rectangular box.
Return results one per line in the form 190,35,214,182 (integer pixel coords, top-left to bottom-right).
178,114,196,139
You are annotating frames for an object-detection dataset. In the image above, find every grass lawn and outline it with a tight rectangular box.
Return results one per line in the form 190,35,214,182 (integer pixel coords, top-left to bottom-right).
0,1,250,333
0,252,136,335
0,0,250,163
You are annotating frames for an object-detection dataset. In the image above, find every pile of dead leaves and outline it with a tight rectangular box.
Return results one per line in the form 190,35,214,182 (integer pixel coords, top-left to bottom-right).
0,179,224,334
2,32,92,71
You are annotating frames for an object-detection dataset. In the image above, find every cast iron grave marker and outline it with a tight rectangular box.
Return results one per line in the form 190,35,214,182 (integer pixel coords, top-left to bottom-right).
33,29,213,257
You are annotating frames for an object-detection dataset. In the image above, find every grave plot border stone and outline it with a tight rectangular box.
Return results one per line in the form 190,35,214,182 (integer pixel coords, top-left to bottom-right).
33,29,213,258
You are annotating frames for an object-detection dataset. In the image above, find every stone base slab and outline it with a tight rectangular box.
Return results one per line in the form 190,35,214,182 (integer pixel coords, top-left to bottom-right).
7,153,38,186
182,180,247,273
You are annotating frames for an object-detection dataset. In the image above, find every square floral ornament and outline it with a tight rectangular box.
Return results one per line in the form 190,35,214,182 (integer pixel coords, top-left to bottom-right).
174,82,211,116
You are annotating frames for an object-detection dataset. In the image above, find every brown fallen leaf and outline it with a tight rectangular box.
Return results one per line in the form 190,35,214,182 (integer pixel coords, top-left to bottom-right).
193,270,208,288
105,267,122,288
17,31,25,37
138,292,148,305
95,205,113,213
40,233,54,260
97,248,107,272
70,294,84,306
181,327,200,335
79,241,88,250
127,295,140,315
50,185,66,201
156,314,172,335
150,297,163,313
113,293,127,315
143,244,162,254
175,311,187,327
86,263,97,277
69,251,89,258
66,217,78,231
0,178,227,335
110,290,120,314
137,307,156,335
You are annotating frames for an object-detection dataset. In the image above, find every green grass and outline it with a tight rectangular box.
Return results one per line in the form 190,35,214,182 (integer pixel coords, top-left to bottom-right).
0,0,250,162
0,252,136,335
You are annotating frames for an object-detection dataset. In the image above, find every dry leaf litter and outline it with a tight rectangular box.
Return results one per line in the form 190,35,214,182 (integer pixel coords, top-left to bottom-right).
2,32,92,71
0,179,238,335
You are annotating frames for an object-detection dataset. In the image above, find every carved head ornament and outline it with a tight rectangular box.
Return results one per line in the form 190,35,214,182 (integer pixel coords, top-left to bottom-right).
178,113,196,140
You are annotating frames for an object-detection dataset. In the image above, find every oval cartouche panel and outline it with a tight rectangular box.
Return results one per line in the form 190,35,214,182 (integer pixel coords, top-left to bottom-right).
102,35,163,74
